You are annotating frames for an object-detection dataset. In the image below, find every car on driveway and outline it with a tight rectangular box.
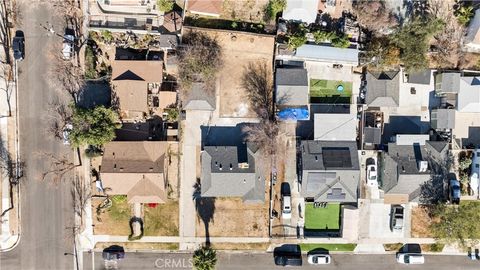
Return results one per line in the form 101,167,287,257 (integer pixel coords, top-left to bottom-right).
307,254,331,265
366,158,378,186
62,124,73,145
12,30,25,61
390,205,404,232
63,34,74,60
449,178,461,204
281,182,292,219
396,253,424,264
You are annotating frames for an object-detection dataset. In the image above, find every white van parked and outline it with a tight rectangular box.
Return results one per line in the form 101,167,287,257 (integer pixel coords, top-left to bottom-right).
396,253,424,264
282,195,292,219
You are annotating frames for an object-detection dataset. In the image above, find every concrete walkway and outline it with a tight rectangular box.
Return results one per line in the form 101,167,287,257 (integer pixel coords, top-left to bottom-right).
94,235,270,244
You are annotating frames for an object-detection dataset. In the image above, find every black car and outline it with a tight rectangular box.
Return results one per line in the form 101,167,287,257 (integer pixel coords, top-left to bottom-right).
12,30,25,61
274,255,302,266
102,245,125,260
281,182,291,197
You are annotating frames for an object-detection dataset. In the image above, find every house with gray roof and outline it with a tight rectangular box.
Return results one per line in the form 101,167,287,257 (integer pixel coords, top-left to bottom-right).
431,108,455,131
381,135,448,204
365,70,400,107
300,140,360,203
201,143,265,203
275,67,309,107
434,72,480,113
282,0,320,24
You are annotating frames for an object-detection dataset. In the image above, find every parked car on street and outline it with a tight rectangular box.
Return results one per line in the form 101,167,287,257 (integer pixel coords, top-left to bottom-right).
12,30,25,61
390,205,404,232
396,253,424,264
449,178,461,204
366,165,378,186
62,34,74,60
307,254,331,265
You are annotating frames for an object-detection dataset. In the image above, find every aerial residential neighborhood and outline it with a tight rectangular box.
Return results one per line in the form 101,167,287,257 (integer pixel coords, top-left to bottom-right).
2,0,480,269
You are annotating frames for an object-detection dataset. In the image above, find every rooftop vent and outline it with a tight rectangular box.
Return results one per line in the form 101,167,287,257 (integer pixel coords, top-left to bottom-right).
238,162,249,169
219,163,223,170
229,163,233,170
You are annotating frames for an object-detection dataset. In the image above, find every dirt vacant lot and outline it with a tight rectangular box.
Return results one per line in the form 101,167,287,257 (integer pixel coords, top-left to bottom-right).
196,197,269,237
411,206,435,238
186,28,275,118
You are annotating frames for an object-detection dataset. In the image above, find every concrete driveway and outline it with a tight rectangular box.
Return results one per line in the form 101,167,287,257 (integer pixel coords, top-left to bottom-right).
367,203,410,239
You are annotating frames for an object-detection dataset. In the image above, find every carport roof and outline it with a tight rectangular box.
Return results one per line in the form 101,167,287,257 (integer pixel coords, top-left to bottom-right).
295,44,359,65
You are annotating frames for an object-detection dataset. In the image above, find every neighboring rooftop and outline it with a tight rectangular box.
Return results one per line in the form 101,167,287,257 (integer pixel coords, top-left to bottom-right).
294,44,359,66
300,140,359,203
275,67,309,106
382,136,448,203
183,82,216,111
100,141,169,204
365,70,400,107
364,127,381,145
457,76,480,112
435,72,461,93
431,108,455,130
314,113,357,141
187,0,223,17
407,69,432,85
282,0,320,24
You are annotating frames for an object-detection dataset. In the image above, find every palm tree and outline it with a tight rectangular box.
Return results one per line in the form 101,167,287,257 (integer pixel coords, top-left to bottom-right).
193,246,217,270
456,5,474,26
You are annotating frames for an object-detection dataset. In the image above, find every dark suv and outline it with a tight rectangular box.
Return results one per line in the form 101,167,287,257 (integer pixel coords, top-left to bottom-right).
12,30,25,61
274,254,302,266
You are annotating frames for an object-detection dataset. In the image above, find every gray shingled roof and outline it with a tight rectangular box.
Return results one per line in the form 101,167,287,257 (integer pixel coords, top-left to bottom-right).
431,109,455,130
436,73,461,93
300,140,359,203
275,68,309,106
407,69,431,85
364,127,381,144
365,70,400,107
381,140,448,201
183,82,216,111
201,144,264,203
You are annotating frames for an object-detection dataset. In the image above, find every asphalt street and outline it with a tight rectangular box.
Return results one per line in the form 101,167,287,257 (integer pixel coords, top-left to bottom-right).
0,1,74,270
83,251,480,270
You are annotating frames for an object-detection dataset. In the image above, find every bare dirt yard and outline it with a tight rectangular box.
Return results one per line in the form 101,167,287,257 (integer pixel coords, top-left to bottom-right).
411,206,435,238
196,197,269,237
186,28,275,118
221,0,269,23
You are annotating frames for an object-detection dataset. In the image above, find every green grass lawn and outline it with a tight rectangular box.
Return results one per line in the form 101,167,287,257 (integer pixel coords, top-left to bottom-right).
305,203,340,230
299,243,356,252
310,79,353,98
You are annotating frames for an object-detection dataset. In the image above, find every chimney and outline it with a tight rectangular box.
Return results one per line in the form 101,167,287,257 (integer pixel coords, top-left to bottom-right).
418,160,428,172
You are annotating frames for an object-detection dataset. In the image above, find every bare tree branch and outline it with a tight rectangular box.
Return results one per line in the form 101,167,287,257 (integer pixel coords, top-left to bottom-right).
72,175,91,229
241,61,274,120
39,152,79,184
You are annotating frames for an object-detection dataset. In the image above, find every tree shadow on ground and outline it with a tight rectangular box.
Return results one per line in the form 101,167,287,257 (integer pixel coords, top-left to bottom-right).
193,179,215,246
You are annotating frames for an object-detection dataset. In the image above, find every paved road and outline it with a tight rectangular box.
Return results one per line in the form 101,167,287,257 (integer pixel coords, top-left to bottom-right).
0,1,74,270
83,251,480,270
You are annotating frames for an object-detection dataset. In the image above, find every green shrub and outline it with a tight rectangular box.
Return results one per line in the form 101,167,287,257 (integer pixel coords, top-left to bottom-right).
313,30,336,44
100,30,113,44
287,32,307,49
157,0,174,12
85,45,97,79
332,34,350,48
265,0,286,21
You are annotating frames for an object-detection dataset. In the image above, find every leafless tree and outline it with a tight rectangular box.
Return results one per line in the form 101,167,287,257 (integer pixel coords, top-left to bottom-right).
178,30,223,100
352,1,399,34
0,1,12,65
71,175,91,229
40,152,79,184
428,0,466,69
242,120,287,169
49,53,85,103
46,97,73,140
241,61,274,120
0,64,14,117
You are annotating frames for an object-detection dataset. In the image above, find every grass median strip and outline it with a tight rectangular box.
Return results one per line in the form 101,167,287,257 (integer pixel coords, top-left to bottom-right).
299,243,357,252
211,243,270,251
